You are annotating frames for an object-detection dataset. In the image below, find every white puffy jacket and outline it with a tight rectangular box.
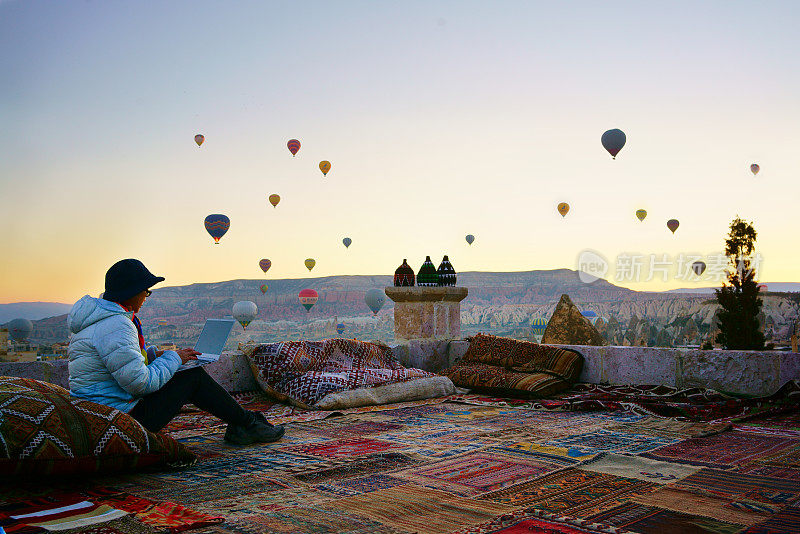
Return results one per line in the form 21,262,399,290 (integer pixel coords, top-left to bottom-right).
67,295,181,412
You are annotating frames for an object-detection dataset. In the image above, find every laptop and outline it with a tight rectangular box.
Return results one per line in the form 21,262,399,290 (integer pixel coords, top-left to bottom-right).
176,318,236,371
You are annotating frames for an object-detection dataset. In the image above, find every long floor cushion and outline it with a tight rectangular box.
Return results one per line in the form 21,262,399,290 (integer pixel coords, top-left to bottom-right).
244,339,454,409
443,334,583,398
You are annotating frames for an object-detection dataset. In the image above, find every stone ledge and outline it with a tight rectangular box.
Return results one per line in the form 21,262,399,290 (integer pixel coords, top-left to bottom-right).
1,344,797,397
384,286,468,303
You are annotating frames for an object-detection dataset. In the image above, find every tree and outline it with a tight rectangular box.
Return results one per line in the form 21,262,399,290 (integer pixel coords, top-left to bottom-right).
715,217,765,350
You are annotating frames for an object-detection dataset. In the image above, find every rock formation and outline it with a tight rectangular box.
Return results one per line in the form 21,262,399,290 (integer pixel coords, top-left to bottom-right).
541,294,607,346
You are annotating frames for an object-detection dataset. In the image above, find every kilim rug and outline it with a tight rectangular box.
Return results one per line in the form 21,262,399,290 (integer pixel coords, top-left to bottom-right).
669,468,800,513
629,488,769,528
641,430,798,468
587,502,746,534
321,484,513,534
450,508,633,534
478,468,658,518
578,452,701,484
744,504,800,534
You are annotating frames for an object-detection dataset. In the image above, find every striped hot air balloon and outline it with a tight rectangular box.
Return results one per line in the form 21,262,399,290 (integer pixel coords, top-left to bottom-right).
259,259,271,274
298,289,318,312
268,194,280,208
336,323,345,335
667,219,680,234
636,209,647,222
531,318,548,337
287,139,300,156
304,258,316,271
204,214,230,244
194,134,204,147
342,237,352,248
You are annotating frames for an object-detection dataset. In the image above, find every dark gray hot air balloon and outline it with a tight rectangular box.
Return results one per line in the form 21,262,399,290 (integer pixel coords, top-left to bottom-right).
365,288,386,316
601,129,626,159
7,318,33,342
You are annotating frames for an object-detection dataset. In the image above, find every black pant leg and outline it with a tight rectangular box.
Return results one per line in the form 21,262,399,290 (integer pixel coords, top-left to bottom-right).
129,367,252,432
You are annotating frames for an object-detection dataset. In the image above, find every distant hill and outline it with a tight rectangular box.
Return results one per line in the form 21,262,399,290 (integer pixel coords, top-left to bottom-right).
0,302,72,324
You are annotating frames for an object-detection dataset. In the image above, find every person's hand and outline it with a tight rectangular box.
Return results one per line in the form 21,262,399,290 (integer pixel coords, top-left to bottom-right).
176,348,201,364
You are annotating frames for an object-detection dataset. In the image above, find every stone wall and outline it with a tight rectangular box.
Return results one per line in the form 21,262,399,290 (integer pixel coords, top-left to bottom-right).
2,344,798,397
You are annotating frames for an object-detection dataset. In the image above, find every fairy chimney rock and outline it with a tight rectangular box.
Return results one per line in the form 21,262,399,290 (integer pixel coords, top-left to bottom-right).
541,294,607,346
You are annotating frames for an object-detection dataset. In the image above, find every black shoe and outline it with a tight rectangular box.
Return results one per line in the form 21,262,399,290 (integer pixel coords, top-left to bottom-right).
224,412,285,446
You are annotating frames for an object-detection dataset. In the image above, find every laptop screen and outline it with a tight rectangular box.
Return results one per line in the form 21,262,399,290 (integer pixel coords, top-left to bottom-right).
193,319,235,355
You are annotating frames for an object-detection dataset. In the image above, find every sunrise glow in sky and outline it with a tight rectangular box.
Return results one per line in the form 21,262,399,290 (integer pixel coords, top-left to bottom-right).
2,1,799,304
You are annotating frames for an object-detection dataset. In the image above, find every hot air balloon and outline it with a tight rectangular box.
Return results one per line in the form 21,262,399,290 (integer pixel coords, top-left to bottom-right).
194,134,204,147
268,194,281,208
636,209,647,222
260,284,268,294
601,129,626,159
287,139,300,156
232,301,258,329
7,318,33,342
750,164,760,176
204,214,230,244
298,289,318,312
667,219,680,234
336,323,345,335
581,310,599,325
319,161,331,176
531,318,547,337
304,258,316,271
365,288,386,316
692,261,707,276
465,234,475,245
557,202,570,217
157,319,168,327
259,259,272,274
342,237,352,248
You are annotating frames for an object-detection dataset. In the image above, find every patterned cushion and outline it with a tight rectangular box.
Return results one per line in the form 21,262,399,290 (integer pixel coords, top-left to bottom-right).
444,362,570,398
447,335,584,398
0,376,196,477
461,334,583,381
245,339,435,408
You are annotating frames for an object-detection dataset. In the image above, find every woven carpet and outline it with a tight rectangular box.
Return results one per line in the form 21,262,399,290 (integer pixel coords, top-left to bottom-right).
3,393,799,533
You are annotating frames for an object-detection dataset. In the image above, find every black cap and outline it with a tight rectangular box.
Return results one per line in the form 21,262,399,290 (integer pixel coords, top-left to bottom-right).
103,259,165,303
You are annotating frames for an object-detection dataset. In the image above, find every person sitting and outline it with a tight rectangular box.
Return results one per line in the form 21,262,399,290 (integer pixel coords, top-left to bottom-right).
67,258,283,445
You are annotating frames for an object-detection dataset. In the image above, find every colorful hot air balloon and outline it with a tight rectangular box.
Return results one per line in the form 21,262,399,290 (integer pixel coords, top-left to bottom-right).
304,258,316,271
319,160,331,176
601,129,626,159
204,214,230,244
260,284,268,294
465,234,475,245
259,259,272,274
531,318,547,337
7,318,33,342
194,134,204,147
298,289,318,312
750,164,760,176
365,288,386,316
336,323,345,335
287,139,300,156
232,301,258,329
557,202,570,217
268,194,281,208
636,209,647,222
342,237,352,248
667,219,680,234
692,261,707,276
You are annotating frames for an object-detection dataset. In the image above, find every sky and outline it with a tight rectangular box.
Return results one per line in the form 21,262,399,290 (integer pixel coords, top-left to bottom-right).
1,0,799,304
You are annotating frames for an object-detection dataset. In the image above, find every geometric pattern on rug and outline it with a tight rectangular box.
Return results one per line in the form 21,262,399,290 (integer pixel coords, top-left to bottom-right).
293,452,420,483
546,429,678,455
578,452,702,484
284,437,402,458
478,468,658,518
743,504,800,534
393,450,572,496
587,501,746,534
641,431,798,468
670,468,800,513
321,484,514,534
450,507,642,534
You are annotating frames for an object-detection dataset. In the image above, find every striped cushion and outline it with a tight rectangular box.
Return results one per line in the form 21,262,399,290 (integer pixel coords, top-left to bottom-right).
445,362,569,398
448,335,583,397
